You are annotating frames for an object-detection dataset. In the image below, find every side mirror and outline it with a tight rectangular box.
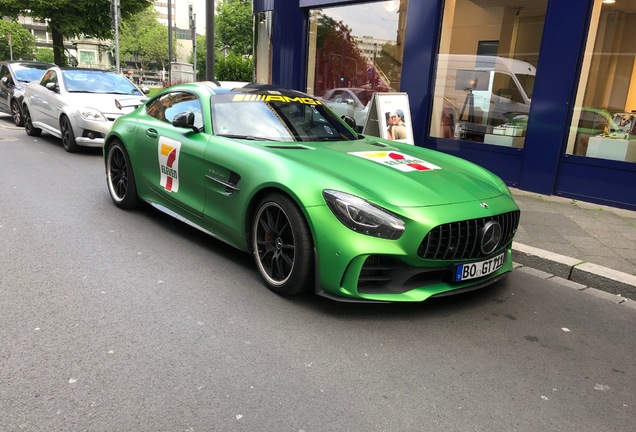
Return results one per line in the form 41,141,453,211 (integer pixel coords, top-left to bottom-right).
141,86,150,95
341,115,356,129
345,98,357,107
45,82,59,92
1,76,8,85
172,112,199,132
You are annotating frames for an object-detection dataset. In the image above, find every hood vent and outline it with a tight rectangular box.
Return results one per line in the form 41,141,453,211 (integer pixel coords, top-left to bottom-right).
265,145,309,150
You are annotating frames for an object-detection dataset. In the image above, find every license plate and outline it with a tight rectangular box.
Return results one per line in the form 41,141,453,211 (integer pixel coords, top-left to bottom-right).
454,252,505,282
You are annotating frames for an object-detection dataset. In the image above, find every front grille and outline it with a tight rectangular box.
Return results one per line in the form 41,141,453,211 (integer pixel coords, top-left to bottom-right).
418,210,520,261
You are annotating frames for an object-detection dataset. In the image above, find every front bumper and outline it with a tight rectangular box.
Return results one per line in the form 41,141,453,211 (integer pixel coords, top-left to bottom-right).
71,114,118,147
307,194,520,302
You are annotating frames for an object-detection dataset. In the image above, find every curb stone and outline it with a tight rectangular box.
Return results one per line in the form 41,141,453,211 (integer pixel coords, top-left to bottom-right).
512,242,636,302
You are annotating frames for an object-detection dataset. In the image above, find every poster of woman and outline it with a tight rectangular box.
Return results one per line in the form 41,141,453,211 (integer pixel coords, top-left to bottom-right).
362,92,414,144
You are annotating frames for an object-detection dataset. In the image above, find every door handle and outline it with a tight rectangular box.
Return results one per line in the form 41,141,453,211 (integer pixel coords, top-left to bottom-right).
146,128,158,138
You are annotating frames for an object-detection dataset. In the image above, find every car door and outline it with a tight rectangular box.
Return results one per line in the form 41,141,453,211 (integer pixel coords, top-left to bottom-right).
27,69,59,130
135,91,208,218
0,64,10,113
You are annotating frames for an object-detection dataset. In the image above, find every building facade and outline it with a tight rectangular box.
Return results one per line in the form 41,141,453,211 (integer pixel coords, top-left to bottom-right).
252,0,636,210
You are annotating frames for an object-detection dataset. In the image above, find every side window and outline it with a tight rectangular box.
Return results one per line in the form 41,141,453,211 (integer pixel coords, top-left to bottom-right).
1,65,10,84
40,70,57,87
328,90,345,103
146,92,204,131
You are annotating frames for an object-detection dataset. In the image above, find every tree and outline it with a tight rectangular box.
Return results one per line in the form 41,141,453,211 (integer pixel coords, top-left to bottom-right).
0,20,36,60
216,52,252,82
313,13,366,94
0,0,152,66
35,48,55,63
119,6,174,80
215,0,253,57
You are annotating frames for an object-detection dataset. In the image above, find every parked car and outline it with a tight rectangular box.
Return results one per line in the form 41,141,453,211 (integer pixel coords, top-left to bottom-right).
104,82,520,302
22,67,149,152
320,87,375,131
0,60,54,126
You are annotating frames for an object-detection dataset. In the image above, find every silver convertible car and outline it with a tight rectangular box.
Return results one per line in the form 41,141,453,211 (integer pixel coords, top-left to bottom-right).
22,67,148,152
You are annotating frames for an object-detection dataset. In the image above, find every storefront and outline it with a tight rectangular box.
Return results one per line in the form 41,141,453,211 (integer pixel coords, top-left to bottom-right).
252,0,636,210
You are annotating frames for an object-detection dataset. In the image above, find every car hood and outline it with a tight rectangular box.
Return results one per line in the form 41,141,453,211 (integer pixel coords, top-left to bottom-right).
65,93,147,115
263,137,507,208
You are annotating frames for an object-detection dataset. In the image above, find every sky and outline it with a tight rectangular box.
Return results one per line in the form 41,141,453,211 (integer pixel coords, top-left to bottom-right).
322,1,400,42
185,0,400,41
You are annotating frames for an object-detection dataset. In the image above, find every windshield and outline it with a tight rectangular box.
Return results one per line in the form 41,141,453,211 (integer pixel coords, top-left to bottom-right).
62,70,143,95
211,92,358,142
13,64,50,83
515,73,535,100
351,89,374,107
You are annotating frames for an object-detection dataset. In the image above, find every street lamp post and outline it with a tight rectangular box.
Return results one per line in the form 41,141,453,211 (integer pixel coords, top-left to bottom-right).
168,0,173,85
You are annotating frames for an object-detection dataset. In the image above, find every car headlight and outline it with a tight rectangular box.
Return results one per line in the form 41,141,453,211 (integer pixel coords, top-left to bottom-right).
79,107,107,121
323,190,405,240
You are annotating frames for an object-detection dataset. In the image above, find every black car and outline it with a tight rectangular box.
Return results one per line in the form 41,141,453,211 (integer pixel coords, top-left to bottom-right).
0,60,54,126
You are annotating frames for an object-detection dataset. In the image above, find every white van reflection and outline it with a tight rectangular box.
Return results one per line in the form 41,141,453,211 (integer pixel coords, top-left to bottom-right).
433,55,536,141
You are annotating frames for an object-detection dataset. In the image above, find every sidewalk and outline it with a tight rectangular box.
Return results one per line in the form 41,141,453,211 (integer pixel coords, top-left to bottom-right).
510,188,636,302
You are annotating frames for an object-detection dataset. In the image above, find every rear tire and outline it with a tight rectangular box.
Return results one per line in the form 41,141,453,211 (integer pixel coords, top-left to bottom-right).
23,105,41,137
106,140,140,209
61,116,79,153
252,193,314,295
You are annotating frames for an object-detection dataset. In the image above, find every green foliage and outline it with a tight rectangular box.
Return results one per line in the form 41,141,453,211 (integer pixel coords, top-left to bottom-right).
0,0,152,65
216,52,253,82
216,0,253,56
35,48,55,63
0,20,36,60
120,6,172,73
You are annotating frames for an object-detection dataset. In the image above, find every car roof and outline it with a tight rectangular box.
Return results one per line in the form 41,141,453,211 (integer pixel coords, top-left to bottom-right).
2,60,54,67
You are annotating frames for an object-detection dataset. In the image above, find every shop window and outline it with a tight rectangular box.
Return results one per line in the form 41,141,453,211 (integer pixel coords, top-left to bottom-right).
565,0,636,163
306,0,408,132
430,0,547,147
254,11,273,84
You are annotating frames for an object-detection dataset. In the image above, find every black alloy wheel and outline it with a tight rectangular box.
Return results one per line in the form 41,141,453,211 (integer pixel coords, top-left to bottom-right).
23,105,41,137
252,193,314,296
106,141,139,209
61,116,79,152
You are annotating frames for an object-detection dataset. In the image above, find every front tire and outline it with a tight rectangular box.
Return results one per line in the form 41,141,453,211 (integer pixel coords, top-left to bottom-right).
11,100,24,127
61,116,79,153
106,141,140,209
252,193,314,296
23,105,41,137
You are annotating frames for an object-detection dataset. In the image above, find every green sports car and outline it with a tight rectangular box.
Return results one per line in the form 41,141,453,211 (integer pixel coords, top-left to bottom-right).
104,82,520,302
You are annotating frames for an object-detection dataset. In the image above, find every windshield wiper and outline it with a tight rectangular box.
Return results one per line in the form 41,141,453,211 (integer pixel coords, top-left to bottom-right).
215,134,279,141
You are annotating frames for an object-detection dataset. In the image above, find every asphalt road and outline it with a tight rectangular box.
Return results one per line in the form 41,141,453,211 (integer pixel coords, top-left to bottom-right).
1,119,634,432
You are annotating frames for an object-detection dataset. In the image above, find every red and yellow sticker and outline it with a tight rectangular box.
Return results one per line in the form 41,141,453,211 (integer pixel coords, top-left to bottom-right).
349,151,441,172
158,136,181,192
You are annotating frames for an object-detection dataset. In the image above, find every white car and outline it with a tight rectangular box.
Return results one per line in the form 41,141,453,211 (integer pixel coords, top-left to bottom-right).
320,87,375,132
22,67,148,152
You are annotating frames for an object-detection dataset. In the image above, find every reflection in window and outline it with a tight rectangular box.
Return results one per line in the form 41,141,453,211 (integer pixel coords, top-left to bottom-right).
146,92,203,130
566,0,636,163
254,11,273,84
306,1,408,132
430,0,547,148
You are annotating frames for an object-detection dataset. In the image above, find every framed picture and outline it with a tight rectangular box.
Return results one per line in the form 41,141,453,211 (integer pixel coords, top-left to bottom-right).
362,92,414,145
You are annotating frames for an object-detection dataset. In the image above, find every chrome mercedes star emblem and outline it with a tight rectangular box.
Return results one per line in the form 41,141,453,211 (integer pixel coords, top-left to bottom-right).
480,202,489,209
480,221,503,255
